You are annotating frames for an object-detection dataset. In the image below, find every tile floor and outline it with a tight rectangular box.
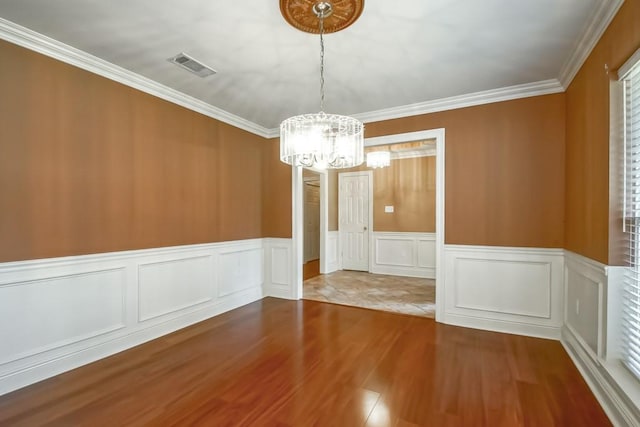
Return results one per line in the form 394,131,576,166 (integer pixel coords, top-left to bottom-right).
303,270,436,318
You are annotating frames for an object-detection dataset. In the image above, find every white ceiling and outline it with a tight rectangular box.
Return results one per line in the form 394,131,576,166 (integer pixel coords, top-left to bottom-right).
0,0,610,130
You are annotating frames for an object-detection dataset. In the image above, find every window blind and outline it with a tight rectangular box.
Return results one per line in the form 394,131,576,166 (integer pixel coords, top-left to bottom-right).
623,55,640,380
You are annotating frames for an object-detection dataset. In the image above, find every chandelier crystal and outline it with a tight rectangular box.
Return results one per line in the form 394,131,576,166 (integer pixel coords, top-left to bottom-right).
366,151,391,168
279,1,364,169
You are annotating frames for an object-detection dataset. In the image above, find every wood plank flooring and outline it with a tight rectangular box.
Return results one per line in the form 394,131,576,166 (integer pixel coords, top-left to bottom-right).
0,298,610,426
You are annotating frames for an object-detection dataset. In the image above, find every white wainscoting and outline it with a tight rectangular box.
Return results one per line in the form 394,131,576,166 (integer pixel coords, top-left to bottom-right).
324,231,340,274
371,232,435,278
0,239,270,396
263,238,295,300
561,251,640,427
442,245,564,339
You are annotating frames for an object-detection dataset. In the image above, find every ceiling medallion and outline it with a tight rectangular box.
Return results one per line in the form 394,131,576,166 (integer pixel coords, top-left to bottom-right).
280,0,364,34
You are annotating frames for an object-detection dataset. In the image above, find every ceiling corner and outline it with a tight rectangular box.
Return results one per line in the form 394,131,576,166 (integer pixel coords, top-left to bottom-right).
557,0,625,90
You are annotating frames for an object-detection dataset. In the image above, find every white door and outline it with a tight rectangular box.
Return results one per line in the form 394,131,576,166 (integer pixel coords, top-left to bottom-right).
339,172,370,271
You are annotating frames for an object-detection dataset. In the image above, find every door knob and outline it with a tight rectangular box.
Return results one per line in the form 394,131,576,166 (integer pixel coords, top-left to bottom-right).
364,226,367,231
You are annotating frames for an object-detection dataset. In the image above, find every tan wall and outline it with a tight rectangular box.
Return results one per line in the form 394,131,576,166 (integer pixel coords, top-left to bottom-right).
261,138,292,238
565,0,640,265
266,94,566,247
0,40,266,262
341,156,436,233
372,156,436,232
366,94,566,248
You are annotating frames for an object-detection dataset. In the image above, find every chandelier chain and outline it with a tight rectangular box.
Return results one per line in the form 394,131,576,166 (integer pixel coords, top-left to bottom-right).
319,12,325,112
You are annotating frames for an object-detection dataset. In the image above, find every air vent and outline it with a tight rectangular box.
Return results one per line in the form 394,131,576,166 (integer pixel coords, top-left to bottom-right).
168,52,216,78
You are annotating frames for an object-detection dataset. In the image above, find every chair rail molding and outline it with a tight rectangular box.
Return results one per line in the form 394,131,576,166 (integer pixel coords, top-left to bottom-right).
0,238,298,396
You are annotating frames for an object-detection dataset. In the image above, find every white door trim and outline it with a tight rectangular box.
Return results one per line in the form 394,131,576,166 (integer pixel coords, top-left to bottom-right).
364,129,446,321
338,170,374,272
291,128,445,322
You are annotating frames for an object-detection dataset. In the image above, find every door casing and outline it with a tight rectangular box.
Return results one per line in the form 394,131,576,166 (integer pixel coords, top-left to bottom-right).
291,128,446,322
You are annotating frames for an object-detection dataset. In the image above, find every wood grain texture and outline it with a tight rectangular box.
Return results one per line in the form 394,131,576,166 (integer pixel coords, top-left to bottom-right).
0,40,264,262
565,0,640,265
280,0,364,34
303,258,320,280
0,298,610,426
366,94,566,247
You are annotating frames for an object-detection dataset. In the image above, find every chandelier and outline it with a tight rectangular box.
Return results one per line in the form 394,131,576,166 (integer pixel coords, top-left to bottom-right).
366,151,391,168
279,1,364,169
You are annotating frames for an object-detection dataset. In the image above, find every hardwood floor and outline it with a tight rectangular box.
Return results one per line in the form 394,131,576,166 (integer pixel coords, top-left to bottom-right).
0,298,610,426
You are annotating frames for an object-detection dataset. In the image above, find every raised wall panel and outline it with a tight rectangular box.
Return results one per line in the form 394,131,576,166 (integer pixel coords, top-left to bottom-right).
454,258,551,318
271,247,290,286
0,239,266,396
375,238,414,267
443,245,564,339
0,268,126,365
138,255,214,322
563,251,607,360
219,248,263,297
263,238,294,300
417,239,436,268
565,268,600,357
371,232,435,278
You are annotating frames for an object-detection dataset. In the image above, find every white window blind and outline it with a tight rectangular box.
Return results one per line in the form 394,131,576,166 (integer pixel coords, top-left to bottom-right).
623,51,640,381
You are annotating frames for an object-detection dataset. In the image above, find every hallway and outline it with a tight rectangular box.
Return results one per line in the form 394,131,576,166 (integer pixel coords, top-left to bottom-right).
303,271,436,318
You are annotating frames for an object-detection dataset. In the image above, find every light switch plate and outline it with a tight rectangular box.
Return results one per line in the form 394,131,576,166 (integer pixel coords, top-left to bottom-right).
384,205,394,213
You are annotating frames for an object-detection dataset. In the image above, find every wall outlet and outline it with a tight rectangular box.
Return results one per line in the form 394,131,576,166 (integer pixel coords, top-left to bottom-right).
384,205,394,213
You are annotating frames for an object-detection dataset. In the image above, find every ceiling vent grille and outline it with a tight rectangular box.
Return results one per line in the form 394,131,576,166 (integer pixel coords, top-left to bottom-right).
168,52,216,78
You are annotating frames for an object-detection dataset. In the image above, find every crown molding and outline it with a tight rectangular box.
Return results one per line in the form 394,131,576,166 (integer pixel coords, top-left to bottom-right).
264,79,565,136
3,4,613,141
558,0,624,89
350,79,564,125
0,18,273,138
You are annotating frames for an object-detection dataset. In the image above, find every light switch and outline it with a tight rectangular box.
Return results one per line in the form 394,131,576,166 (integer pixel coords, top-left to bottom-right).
384,205,394,213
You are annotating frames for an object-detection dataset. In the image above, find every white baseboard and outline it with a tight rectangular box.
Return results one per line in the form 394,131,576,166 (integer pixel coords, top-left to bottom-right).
371,232,435,278
562,326,640,427
0,239,275,396
445,312,561,340
562,251,640,427
442,245,564,338
263,238,296,299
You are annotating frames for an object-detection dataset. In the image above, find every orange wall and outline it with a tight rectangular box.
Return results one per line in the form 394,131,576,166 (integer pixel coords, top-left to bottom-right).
565,0,640,265
262,138,292,238
0,40,265,262
10,2,636,259
366,94,566,248
341,156,436,233
373,156,436,233
264,94,565,247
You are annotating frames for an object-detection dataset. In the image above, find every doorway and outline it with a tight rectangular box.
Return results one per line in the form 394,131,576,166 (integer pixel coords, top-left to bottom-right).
292,128,445,321
302,169,321,280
